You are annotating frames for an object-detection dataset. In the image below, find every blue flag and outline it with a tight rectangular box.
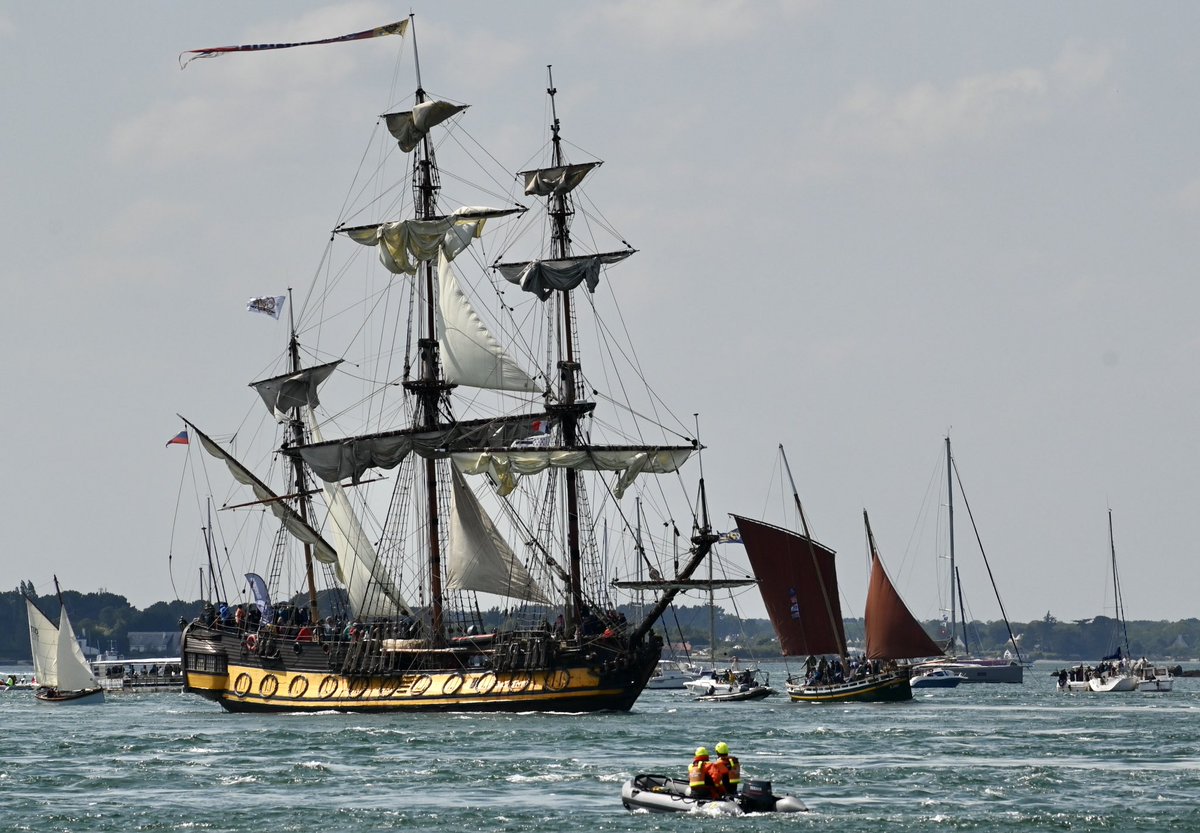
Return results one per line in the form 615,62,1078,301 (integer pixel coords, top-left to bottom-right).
245,573,273,622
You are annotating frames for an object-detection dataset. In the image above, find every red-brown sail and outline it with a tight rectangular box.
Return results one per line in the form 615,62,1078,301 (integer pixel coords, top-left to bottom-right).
734,515,846,657
863,529,944,661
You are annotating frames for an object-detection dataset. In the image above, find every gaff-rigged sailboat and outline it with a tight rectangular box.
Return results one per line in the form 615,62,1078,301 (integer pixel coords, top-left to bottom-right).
24,578,104,705
736,464,943,702
175,17,716,713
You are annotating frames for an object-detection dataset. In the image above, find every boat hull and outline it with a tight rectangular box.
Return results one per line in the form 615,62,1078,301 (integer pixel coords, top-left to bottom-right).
787,672,912,703
694,685,775,702
34,687,104,704
913,659,1024,684
182,623,658,713
621,774,807,814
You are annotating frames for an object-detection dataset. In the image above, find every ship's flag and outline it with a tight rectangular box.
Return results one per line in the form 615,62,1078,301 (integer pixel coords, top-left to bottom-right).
180,19,409,68
165,429,189,447
247,295,287,320
717,530,743,544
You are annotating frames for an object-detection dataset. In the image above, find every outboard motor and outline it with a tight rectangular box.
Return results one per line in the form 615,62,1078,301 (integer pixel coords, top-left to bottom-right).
739,780,776,812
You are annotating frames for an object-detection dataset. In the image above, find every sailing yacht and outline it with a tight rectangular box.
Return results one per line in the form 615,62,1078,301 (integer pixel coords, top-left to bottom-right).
910,437,1025,684
24,578,104,705
176,17,717,713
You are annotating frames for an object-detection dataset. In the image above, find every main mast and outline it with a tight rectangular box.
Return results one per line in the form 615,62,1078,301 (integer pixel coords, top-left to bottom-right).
946,435,957,655
285,290,321,626
402,16,451,644
543,67,594,636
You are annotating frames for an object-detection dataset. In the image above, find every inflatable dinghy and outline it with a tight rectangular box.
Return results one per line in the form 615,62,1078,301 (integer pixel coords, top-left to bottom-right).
621,773,807,814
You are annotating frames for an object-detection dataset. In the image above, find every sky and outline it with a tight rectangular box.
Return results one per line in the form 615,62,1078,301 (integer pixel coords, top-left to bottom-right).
2,2,1199,629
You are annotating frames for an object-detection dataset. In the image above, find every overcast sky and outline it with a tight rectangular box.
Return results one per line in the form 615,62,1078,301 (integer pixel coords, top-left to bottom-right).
3,2,1198,630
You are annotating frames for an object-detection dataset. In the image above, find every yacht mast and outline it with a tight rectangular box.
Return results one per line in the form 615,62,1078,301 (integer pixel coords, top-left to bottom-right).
946,435,957,655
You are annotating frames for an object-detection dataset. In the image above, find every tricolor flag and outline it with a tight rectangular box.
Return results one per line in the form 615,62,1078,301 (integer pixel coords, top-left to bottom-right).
165,429,189,447
247,295,287,320
530,418,552,434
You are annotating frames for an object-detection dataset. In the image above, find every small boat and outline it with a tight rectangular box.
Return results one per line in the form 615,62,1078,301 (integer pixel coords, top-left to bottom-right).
2,673,36,691
911,657,1025,684
1133,661,1174,692
621,774,807,814
644,659,696,690
90,658,184,693
909,667,965,689
24,578,104,705
684,666,774,700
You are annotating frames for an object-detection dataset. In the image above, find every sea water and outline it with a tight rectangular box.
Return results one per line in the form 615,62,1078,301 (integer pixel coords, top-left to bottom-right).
2,660,1198,832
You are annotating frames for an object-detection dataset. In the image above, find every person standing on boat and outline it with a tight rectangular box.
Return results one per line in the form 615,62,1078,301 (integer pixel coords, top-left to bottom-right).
713,742,740,795
688,747,713,798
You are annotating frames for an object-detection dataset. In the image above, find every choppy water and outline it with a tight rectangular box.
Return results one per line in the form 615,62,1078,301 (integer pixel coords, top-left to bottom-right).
3,661,1199,832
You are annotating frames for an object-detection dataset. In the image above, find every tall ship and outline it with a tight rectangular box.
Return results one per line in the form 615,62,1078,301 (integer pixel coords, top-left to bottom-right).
175,17,716,713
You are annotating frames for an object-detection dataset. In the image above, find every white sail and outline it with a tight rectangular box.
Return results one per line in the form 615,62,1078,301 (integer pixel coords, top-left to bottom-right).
452,446,695,499
519,161,601,197
309,413,410,618
385,100,470,153
55,607,99,692
25,599,59,688
182,418,338,564
251,360,341,422
346,205,523,276
437,251,538,392
446,468,551,604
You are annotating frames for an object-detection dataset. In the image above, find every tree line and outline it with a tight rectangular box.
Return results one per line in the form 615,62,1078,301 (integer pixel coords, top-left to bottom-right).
2,586,1197,663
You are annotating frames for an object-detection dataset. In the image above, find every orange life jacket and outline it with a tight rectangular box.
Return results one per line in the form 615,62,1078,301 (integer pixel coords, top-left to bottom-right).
688,758,709,789
720,754,741,786
706,758,731,796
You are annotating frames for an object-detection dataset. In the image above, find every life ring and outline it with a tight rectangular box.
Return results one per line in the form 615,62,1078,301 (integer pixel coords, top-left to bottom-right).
441,673,464,696
472,671,497,694
233,672,252,697
244,634,258,652
288,675,309,698
410,674,432,695
318,675,338,699
545,669,570,692
509,672,531,693
259,674,279,698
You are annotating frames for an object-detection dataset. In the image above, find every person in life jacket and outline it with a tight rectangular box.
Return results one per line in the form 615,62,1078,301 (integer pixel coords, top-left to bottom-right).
713,741,741,794
705,753,731,799
688,747,713,798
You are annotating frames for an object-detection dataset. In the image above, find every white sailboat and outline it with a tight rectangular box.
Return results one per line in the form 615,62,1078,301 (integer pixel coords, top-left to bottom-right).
25,578,103,704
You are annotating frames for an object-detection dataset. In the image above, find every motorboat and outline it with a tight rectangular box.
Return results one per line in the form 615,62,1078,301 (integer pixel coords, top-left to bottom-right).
621,774,807,814
1132,661,1174,692
909,667,965,689
910,657,1025,684
683,667,774,700
644,659,701,690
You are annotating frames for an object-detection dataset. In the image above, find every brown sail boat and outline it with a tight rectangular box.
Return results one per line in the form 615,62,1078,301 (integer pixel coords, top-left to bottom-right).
735,509,943,703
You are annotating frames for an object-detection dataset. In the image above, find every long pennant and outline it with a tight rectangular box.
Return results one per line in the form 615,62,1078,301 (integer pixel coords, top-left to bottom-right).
180,18,408,68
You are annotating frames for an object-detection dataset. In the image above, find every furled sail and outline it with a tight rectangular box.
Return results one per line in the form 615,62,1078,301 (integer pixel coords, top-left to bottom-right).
734,515,847,658
251,360,342,422
446,468,552,604
451,445,695,499
864,548,944,662
181,417,337,564
519,161,601,197
495,250,634,300
25,599,59,688
55,607,99,691
344,205,525,276
385,101,469,153
290,413,553,484
437,252,538,392
309,414,410,618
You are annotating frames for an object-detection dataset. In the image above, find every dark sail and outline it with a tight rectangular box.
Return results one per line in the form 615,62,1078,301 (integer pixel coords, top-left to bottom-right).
733,515,846,657
864,550,944,661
